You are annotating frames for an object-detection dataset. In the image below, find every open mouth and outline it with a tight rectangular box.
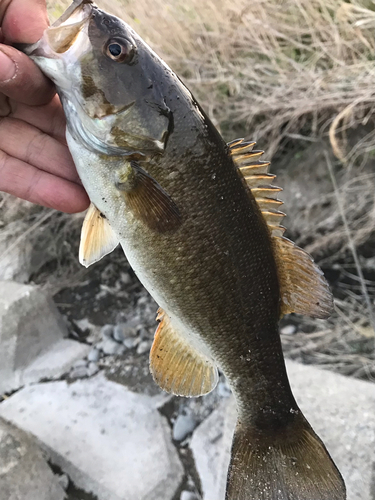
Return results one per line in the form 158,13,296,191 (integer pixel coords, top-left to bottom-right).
51,0,94,28
19,0,94,57
46,0,94,54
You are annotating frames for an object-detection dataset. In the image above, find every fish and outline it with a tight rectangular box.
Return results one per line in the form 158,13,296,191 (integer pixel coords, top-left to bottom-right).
19,1,346,498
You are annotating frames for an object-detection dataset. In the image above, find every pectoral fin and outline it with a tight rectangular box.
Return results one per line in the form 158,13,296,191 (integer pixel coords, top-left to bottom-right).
79,203,119,268
115,161,181,233
150,309,218,397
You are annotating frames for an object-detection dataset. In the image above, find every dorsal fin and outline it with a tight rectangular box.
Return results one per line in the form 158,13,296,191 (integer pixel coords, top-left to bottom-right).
229,138,286,237
229,138,333,319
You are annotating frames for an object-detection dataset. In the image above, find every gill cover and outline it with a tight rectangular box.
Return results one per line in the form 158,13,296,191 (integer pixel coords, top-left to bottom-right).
21,0,173,155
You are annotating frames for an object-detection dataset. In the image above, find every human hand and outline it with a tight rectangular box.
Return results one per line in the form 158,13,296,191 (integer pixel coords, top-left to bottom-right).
0,0,89,213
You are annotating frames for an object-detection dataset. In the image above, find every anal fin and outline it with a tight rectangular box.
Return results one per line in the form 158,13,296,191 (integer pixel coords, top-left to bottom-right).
150,309,218,397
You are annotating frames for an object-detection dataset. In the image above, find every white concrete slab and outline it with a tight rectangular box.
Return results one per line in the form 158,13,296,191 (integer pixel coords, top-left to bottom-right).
0,281,73,393
191,360,375,500
0,374,183,500
0,417,66,500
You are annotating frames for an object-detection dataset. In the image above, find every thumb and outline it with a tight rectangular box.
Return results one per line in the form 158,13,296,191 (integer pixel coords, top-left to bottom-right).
0,0,49,43
0,44,55,107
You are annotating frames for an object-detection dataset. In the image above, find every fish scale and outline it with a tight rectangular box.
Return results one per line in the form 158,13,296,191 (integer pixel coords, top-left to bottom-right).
19,1,346,499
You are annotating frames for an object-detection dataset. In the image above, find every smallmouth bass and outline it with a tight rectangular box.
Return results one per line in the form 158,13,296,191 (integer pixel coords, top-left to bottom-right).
20,1,346,498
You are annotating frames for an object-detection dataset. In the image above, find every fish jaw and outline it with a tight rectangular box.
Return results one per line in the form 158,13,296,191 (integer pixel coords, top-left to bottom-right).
21,1,94,90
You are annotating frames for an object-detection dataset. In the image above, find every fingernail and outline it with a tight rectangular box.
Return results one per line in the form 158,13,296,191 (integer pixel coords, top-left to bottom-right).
0,50,16,82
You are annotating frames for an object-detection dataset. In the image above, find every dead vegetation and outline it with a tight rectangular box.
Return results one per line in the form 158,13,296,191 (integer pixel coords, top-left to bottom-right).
1,0,374,380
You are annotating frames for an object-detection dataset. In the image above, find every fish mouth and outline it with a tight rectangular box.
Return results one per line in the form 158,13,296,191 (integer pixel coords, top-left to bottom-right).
22,0,94,57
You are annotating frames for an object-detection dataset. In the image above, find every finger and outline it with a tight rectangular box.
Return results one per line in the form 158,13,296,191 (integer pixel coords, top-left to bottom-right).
9,95,67,142
0,44,55,106
0,0,49,44
0,116,80,183
0,150,89,214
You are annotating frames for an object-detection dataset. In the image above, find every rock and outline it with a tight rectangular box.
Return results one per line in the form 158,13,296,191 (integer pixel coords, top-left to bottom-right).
123,337,140,349
0,374,183,500
0,417,66,500
115,345,126,356
100,324,113,339
87,348,100,363
73,359,87,369
280,324,297,335
113,324,127,342
101,338,121,356
74,318,93,333
57,473,69,491
0,281,68,393
120,272,132,285
217,380,231,398
87,362,99,377
180,492,198,500
0,281,90,393
20,339,90,386
190,401,227,499
191,360,375,500
69,366,88,379
173,414,197,441
136,340,151,355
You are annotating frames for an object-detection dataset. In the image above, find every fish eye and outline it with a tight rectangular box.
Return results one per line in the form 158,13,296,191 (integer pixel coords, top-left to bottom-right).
104,38,135,64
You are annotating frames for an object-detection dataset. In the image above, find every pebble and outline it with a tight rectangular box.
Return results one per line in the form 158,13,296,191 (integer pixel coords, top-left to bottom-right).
73,359,87,369
113,324,127,342
116,345,126,356
137,295,149,306
121,272,132,285
123,337,140,349
136,340,151,355
70,366,88,379
87,348,100,362
101,324,114,339
113,323,137,342
87,362,99,377
138,327,150,339
102,338,121,356
57,473,69,491
217,380,231,398
173,414,197,441
180,492,198,500
280,324,297,335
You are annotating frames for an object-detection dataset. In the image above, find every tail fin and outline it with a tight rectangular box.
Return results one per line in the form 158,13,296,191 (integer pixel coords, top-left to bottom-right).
226,414,346,500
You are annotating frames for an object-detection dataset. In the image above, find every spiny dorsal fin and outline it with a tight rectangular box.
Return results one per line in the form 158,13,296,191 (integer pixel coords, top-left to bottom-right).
79,203,119,268
150,309,218,397
229,138,285,237
229,138,333,319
